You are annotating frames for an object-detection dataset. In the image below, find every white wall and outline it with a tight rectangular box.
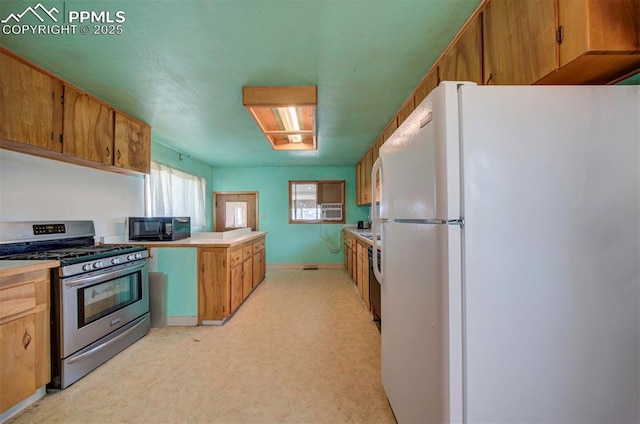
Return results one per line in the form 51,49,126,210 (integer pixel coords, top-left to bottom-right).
0,149,144,240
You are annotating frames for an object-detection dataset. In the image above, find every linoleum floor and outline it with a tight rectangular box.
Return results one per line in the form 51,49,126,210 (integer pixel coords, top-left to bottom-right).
8,268,395,424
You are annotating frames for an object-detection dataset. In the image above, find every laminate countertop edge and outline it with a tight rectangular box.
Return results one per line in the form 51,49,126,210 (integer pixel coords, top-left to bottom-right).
343,227,381,248
114,231,268,249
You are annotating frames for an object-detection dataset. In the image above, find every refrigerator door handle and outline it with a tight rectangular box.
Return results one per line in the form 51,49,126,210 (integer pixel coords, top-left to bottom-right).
371,157,383,285
387,218,464,226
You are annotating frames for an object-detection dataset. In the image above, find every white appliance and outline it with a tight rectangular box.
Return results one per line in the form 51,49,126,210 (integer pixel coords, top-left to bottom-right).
320,203,343,221
371,82,639,423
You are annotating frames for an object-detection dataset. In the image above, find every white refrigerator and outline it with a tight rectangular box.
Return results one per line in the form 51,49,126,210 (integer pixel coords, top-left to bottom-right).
371,82,640,423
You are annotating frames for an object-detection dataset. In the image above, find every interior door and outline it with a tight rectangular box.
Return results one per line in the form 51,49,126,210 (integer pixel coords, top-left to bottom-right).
214,192,258,232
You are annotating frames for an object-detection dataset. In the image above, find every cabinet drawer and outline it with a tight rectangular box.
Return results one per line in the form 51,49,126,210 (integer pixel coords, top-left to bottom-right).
243,246,253,261
0,283,36,320
229,250,243,268
252,240,265,254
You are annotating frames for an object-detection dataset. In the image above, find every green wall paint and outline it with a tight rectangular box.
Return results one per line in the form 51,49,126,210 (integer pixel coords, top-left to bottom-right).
213,166,368,264
151,247,198,317
618,73,640,85
151,140,215,231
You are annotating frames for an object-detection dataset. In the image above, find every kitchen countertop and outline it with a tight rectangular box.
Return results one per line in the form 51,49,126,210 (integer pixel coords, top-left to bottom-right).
344,226,381,248
0,260,60,278
116,231,267,248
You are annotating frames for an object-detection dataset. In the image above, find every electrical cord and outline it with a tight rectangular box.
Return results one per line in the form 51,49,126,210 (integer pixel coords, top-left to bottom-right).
319,223,343,254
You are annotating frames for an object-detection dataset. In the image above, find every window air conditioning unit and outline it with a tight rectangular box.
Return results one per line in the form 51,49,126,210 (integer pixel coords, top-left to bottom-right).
320,203,342,221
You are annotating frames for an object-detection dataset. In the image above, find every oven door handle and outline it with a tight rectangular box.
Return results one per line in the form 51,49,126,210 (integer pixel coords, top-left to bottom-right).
64,261,147,288
66,315,149,365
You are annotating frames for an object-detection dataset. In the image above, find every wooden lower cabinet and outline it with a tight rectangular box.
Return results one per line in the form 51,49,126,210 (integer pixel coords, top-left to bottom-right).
242,246,253,301
344,231,373,316
0,269,51,414
356,240,370,311
197,236,266,324
252,239,266,288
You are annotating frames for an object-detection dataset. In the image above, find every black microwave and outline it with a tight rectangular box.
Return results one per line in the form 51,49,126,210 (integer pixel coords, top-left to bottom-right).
127,217,191,241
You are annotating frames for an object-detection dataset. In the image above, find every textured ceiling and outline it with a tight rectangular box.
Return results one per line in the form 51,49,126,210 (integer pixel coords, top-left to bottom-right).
0,0,482,167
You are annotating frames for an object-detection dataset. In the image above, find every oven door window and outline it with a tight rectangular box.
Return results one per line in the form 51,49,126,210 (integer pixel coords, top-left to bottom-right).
77,272,142,327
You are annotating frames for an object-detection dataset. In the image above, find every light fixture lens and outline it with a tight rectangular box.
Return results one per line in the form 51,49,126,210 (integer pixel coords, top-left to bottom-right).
278,107,303,143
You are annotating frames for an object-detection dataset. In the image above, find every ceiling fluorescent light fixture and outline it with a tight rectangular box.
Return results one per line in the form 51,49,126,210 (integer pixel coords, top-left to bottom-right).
243,86,317,151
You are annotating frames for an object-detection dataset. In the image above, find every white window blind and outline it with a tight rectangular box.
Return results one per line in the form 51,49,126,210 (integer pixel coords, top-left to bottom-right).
146,161,206,228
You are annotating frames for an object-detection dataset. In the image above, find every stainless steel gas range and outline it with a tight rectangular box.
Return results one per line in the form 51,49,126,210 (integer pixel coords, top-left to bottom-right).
0,221,150,389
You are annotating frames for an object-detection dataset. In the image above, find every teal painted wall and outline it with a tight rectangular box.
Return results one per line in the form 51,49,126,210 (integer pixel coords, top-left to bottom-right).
151,140,215,231
213,166,369,265
618,73,640,85
151,247,198,317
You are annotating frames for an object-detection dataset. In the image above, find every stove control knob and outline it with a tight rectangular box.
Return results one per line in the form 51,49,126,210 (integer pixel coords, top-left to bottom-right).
135,252,143,260
92,261,103,269
82,264,92,271
126,254,134,261
111,257,121,265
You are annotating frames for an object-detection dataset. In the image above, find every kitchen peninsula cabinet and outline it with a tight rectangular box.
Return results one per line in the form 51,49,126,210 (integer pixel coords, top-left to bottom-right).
252,238,265,288
242,246,253,300
0,52,62,153
0,261,58,416
197,234,266,324
229,248,243,313
0,47,151,176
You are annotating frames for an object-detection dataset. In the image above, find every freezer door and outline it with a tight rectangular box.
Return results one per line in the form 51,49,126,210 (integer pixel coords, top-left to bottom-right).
379,82,463,221
459,85,640,423
382,221,461,423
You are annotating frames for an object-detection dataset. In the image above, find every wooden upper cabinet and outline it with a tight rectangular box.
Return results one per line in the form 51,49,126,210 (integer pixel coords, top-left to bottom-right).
114,112,151,174
440,14,483,84
362,148,373,204
382,117,398,143
355,161,362,205
483,0,558,85
397,95,416,128
538,0,640,84
0,48,151,175
62,85,113,165
374,136,383,203
414,66,439,106
0,52,62,152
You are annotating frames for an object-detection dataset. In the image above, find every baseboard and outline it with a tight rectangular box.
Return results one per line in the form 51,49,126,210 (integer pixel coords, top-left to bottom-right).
0,387,45,424
166,316,198,326
267,263,344,270
200,317,229,326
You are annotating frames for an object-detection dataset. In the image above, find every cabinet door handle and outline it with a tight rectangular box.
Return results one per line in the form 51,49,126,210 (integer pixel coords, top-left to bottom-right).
485,73,493,85
23,329,32,350
106,146,111,158
117,150,122,160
